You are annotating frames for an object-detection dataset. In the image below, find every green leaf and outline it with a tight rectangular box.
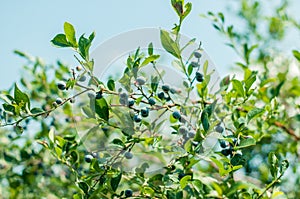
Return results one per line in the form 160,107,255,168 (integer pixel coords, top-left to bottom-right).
244,75,256,93
180,175,191,189
280,160,289,174
107,79,115,91
160,29,181,59
51,34,71,47
247,108,264,123
268,152,279,178
292,50,300,62
201,110,210,133
64,22,77,47
141,55,160,67
78,181,89,194
236,137,256,149
171,0,183,16
203,60,208,75
110,172,122,192
30,107,44,114
95,98,109,121
232,79,244,97
78,34,93,60
148,42,153,56
112,138,125,147
14,83,30,110
182,2,192,20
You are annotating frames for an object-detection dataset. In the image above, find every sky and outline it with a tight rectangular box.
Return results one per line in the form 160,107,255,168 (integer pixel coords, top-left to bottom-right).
0,1,299,90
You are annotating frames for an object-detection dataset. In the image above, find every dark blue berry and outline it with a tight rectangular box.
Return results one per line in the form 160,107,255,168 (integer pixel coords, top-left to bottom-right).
96,92,103,99
141,107,149,117
136,77,146,85
57,82,66,90
178,173,186,180
125,189,133,197
55,98,63,105
148,97,156,105
84,154,93,163
179,126,189,135
172,111,181,120
78,75,87,82
133,114,141,123
219,140,227,148
194,50,202,58
196,72,204,82
162,84,170,92
128,99,135,107
191,61,199,68
157,92,165,100
221,148,233,156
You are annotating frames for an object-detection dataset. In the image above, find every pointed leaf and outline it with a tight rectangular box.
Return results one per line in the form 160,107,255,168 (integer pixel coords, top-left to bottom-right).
95,98,109,121
64,22,77,47
160,29,181,59
51,34,71,47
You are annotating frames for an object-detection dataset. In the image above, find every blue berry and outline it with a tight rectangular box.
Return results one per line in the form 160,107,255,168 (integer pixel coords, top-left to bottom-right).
148,97,156,105
124,152,133,159
179,126,189,135
191,61,199,68
141,107,149,117
162,84,170,92
219,140,227,148
78,75,87,82
55,98,63,105
194,49,202,58
125,189,133,197
96,92,103,99
136,77,146,86
221,148,233,156
188,131,195,138
133,114,141,123
157,92,165,100
215,125,223,133
84,154,93,163
172,111,181,120
57,82,66,90
196,72,204,82
128,99,135,107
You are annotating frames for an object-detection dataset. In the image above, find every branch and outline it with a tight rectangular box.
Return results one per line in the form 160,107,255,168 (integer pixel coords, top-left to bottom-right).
274,121,300,141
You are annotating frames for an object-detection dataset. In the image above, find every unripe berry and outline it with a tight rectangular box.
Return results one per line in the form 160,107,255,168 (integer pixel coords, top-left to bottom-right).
124,151,133,159
57,82,66,90
148,97,156,105
76,65,82,71
125,189,133,197
84,154,93,163
172,111,181,120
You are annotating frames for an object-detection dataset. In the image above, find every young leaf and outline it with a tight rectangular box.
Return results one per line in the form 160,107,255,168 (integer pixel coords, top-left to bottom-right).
64,22,77,47
107,79,115,91
14,83,30,110
51,34,71,47
247,107,264,123
236,137,256,149
160,29,181,59
292,50,300,62
201,110,210,132
180,175,191,189
148,42,153,56
141,55,160,67
232,79,245,97
95,98,109,121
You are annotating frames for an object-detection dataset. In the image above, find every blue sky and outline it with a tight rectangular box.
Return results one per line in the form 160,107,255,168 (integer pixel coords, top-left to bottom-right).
0,1,299,90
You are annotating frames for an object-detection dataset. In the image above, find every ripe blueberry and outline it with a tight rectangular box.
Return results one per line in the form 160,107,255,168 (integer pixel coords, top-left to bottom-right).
96,91,103,99
219,140,227,148
57,82,66,90
148,97,156,105
215,125,223,133
55,98,63,105
133,114,141,123
128,99,135,107
188,131,195,138
70,97,75,103
124,151,133,159
172,111,181,120
136,77,146,86
124,189,133,197
195,72,204,82
221,147,233,156
141,107,149,117
194,49,202,58
157,92,165,100
84,154,93,163
191,61,199,68
162,84,170,92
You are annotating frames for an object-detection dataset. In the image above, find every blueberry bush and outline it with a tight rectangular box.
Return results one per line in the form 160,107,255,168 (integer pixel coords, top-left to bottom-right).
1,0,300,198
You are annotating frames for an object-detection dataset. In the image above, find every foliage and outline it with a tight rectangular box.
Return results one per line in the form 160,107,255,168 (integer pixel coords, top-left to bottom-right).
1,0,300,198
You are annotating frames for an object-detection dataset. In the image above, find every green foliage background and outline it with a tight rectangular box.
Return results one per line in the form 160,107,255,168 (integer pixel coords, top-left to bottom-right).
0,0,300,198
